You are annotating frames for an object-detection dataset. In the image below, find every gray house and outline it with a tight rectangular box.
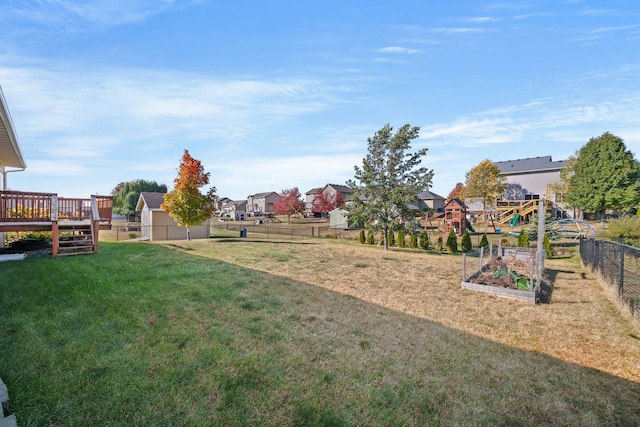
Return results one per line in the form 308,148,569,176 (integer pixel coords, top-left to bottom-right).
247,191,279,214
136,192,210,241
494,155,565,201
415,190,446,212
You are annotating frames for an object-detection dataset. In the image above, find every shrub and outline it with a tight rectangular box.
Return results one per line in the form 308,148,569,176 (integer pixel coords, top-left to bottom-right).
461,230,472,253
397,230,406,248
446,230,458,253
387,229,396,247
601,216,640,247
435,236,444,252
517,231,529,248
543,233,553,258
419,231,430,250
358,229,365,244
366,229,375,245
408,233,418,249
479,234,489,248
500,238,511,246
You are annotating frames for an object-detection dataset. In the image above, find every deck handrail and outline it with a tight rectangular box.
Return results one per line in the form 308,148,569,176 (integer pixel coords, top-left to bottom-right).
0,190,113,224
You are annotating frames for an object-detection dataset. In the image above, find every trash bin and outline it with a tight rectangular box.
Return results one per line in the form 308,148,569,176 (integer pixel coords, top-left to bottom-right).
240,228,247,238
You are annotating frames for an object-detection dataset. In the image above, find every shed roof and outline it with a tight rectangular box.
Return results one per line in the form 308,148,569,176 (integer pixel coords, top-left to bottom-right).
136,192,166,211
0,87,26,169
495,155,565,175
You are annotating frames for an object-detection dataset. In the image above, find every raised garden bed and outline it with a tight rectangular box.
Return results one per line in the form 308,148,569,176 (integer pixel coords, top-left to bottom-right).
462,246,540,303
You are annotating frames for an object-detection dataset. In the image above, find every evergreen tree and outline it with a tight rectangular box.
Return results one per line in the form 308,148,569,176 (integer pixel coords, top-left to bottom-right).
517,231,529,248
479,233,489,248
461,230,472,253
112,179,167,219
543,233,553,258
435,236,444,251
358,229,365,244
366,228,375,245
408,232,418,249
397,229,406,248
387,229,396,247
419,231,430,250
347,123,434,250
446,230,458,253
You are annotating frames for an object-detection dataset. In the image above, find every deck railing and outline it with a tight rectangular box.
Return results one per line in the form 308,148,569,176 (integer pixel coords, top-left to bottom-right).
0,190,113,224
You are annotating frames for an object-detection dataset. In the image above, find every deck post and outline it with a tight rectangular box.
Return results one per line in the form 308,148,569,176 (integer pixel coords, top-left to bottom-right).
51,195,59,257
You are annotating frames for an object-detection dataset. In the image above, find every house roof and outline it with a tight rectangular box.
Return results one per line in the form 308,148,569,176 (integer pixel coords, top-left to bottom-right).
494,155,565,175
324,183,352,194
0,87,26,169
248,191,277,198
416,189,445,200
136,192,166,211
305,187,322,195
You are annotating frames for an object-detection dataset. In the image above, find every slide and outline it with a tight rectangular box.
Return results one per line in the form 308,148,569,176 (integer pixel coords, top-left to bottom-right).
466,221,475,233
510,213,520,226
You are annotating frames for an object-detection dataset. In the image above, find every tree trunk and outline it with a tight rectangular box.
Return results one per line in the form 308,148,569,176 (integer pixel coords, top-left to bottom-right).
383,225,389,250
187,226,191,241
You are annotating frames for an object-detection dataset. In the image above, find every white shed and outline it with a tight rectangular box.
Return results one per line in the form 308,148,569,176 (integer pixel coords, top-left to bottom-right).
329,208,349,229
136,192,210,241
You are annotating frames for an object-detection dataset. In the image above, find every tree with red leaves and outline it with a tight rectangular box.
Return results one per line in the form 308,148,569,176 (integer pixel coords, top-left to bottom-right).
312,189,345,215
161,150,217,240
448,182,465,201
274,187,305,222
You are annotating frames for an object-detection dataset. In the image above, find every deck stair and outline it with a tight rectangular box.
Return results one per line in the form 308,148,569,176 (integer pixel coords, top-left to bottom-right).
57,222,95,256
496,200,545,224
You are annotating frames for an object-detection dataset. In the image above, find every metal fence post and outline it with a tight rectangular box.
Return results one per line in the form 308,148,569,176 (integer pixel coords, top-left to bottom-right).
619,243,625,295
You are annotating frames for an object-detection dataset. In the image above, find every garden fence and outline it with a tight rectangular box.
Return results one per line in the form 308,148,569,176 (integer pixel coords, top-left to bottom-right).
579,237,640,319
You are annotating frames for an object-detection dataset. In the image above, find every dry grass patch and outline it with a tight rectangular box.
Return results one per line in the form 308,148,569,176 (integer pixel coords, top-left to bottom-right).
177,235,640,383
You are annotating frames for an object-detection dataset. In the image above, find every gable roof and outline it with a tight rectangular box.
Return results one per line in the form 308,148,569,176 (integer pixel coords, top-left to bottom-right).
0,87,26,169
136,192,166,211
416,189,445,200
249,191,278,199
494,155,565,175
444,198,468,209
324,183,352,194
306,187,322,195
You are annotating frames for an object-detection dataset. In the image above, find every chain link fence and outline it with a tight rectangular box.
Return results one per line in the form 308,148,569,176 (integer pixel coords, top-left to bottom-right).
580,237,640,319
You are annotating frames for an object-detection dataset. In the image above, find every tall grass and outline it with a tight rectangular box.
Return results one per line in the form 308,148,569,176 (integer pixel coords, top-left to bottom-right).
1,241,639,426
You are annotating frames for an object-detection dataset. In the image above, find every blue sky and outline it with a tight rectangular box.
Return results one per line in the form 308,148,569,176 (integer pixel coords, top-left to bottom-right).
1,0,639,200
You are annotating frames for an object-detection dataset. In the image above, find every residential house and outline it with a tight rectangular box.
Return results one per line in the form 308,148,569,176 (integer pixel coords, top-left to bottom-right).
221,199,248,221
495,155,565,201
246,191,279,214
305,183,352,216
415,190,446,212
136,192,210,241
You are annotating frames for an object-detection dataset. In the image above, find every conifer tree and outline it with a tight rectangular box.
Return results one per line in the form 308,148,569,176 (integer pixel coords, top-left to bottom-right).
397,229,406,248
461,230,472,253
358,229,365,244
479,233,489,248
517,231,530,248
419,231,430,250
446,230,458,253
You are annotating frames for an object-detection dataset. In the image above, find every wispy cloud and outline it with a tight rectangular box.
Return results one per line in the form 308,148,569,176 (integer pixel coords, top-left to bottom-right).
375,46,419,54
0,0,200,34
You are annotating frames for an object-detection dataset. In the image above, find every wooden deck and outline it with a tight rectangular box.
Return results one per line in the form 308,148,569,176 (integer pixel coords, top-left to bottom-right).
0,190,113,256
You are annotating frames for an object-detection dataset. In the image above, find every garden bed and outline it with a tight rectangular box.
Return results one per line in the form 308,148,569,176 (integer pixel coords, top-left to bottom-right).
462,250,539,303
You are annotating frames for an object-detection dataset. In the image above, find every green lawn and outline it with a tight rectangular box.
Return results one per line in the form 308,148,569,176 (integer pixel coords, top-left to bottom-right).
1,241,639,426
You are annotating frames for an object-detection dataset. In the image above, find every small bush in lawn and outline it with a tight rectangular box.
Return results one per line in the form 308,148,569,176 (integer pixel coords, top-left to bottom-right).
408,233,418,248
517,231,529,248
366,229,375,245
387,229,396,247
479,234,489,248
419,231,430,250
379,232,385,245
446,230,458,253
601,216,640,247
358,229,365,244
543,233,553,258
436,236,443,251
500,238,510,246
461,230,472,253
397,230,406,248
